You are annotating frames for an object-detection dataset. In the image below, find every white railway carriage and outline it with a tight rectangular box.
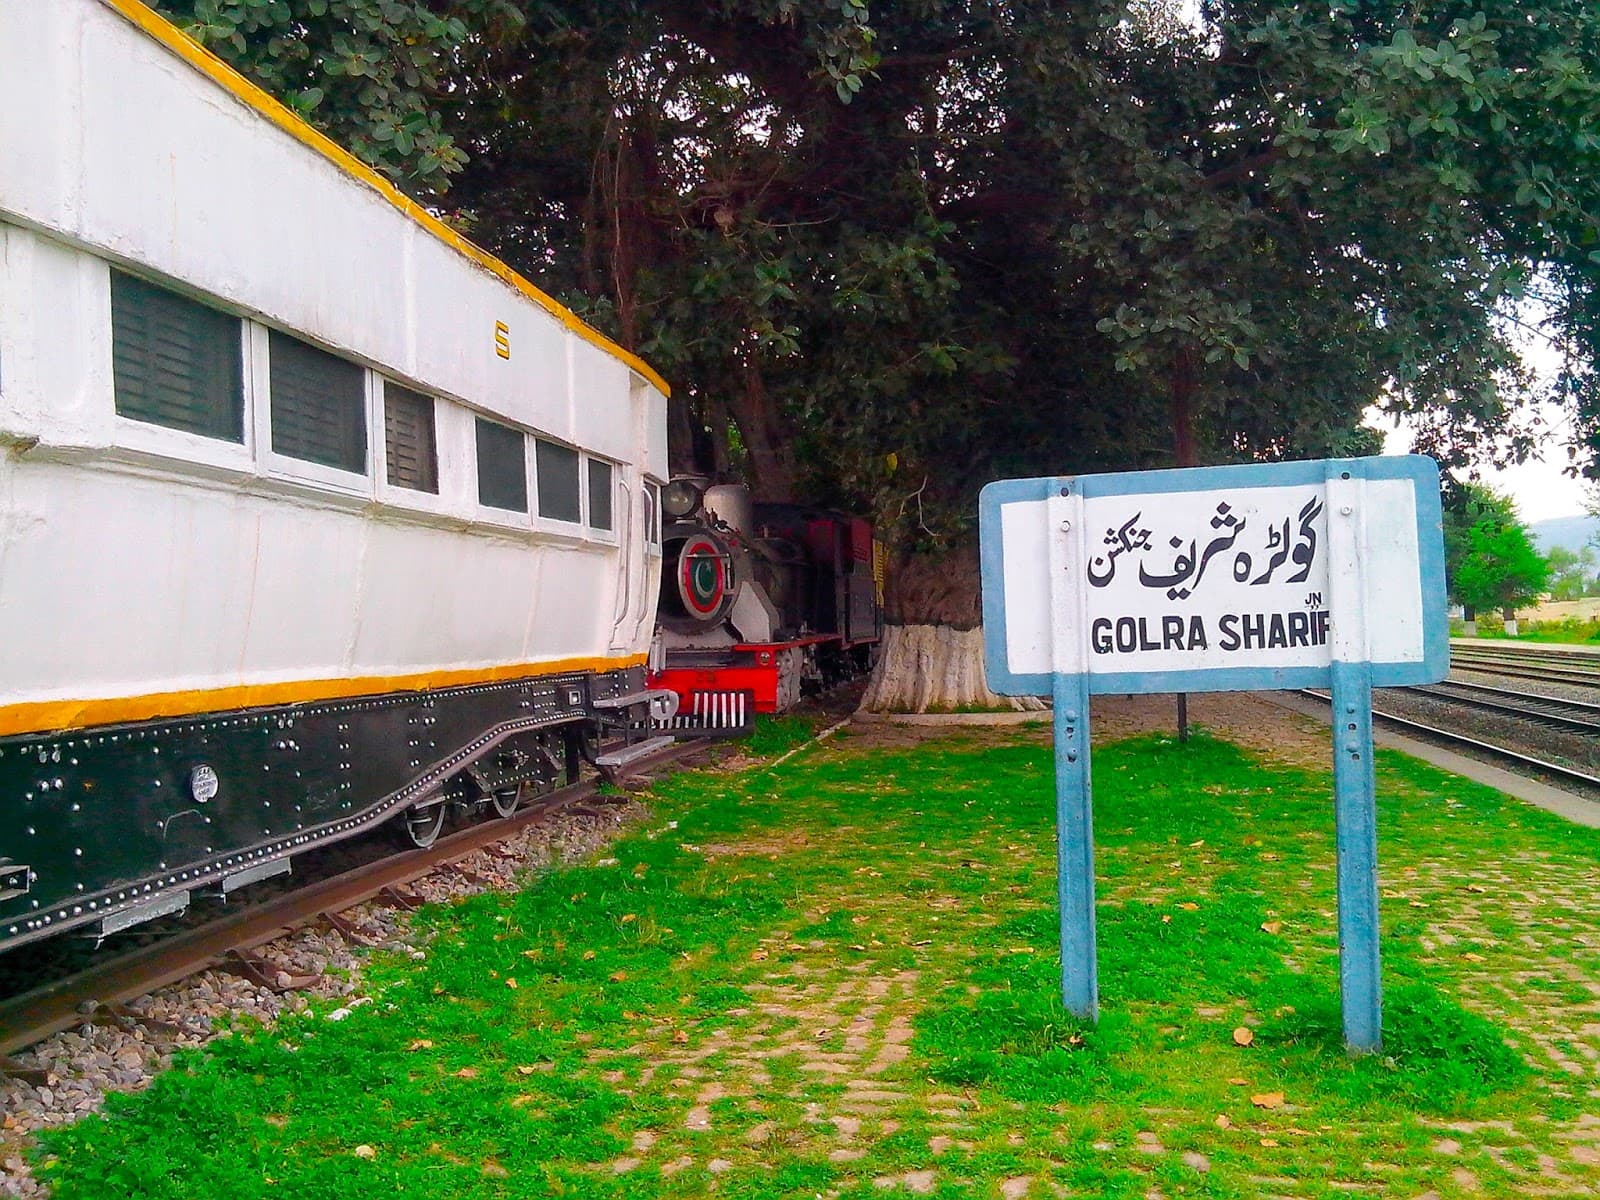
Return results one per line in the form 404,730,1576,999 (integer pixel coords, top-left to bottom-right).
0,0,671,949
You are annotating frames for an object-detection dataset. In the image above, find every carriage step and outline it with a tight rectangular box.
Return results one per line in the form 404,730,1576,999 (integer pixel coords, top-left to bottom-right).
594,735,676,769
592,689,675,710
86,889,192,940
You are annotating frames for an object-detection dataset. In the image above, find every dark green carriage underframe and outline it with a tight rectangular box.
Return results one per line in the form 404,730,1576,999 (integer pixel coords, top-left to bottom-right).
0,666,646,952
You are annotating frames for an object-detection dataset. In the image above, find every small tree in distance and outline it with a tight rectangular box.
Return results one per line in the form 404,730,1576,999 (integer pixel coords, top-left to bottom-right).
1446,486,1550,634
1544,545,1600,601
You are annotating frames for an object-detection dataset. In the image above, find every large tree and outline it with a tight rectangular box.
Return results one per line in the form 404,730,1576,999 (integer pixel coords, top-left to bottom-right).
153,0,1600,708
151,0,523,194
1543,545,1597,602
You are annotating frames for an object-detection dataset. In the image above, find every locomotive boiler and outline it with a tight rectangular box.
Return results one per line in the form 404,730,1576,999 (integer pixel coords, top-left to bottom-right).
649,478,884,717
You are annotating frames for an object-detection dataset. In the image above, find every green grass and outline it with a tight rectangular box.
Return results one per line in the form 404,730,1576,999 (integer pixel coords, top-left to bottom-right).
1454,613,1600,643
30,721,1600,1198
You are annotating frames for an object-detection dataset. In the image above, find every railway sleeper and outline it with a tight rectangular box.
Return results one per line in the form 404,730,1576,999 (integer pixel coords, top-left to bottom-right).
317,909,379,948
222,949,320,994
85,1002,187,1040
378,886,424,911
0,1054,51,1086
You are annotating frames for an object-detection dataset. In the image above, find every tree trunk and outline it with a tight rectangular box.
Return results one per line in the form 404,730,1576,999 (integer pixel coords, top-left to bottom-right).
725,361,796,502
1171,345,1197,470
859,543,1045,713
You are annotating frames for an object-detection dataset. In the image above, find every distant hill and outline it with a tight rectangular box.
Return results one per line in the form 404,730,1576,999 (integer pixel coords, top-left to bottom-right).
1530,514,1600,554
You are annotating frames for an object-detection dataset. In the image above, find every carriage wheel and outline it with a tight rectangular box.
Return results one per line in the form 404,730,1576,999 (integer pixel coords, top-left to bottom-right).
490,783,523,819
402,803,447,850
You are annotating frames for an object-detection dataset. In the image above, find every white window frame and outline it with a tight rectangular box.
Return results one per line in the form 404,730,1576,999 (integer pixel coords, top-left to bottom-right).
254,322,375,499
374,378,457,520
470,414,534,531
583,454,620,545
643,478,664,552
530,433,585,535
105,266,256,478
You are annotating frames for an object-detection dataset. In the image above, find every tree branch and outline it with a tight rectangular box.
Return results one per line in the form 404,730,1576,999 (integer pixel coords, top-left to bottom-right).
1199,147,1282,190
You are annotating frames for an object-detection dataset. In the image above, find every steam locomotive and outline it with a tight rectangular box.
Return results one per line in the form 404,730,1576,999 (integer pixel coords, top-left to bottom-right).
649,478,884,720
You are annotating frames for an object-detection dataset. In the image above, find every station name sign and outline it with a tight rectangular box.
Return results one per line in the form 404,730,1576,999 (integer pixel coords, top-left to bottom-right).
980,456,1447,696
976,455,1448,1051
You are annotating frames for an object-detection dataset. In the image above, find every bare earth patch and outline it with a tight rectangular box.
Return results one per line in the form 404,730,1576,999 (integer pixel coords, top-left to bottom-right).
847,692,1333,771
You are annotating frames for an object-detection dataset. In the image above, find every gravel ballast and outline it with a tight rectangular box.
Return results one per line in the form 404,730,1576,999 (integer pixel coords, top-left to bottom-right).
0,797,646,1198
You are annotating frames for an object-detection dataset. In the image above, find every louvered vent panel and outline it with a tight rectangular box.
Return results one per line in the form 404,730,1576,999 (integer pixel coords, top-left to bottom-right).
269,330,366,473
384,382,438,493
110,270,243,442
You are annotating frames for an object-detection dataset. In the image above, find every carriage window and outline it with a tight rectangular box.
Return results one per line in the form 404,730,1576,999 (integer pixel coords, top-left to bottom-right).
384,382,438,493
587,459,614,531
535,438,580,523
644,481,661,546
111,270,244,442
476,417,527,512
268,330,366,473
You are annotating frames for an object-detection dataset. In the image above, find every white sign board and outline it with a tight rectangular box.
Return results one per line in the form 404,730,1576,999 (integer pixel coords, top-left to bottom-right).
980,457,1447,696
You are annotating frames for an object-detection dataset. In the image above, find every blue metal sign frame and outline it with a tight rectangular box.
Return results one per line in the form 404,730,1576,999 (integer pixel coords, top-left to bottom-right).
978,455,1448,1053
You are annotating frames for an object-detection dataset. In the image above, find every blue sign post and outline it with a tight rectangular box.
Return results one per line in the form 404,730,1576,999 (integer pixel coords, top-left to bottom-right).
980,456,1447,1052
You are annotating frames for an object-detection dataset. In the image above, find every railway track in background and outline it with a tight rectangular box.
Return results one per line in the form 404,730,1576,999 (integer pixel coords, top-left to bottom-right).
1299,689,1600,792
1449,642,1600,689
1301,636,1600,797
0,739,704,1063
1396,681,1600,735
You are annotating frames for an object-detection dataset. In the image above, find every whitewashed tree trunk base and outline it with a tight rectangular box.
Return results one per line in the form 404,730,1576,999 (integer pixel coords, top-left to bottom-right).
859,624,1047,713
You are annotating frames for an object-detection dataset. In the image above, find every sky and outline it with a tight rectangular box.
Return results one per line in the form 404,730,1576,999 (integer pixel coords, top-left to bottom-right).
1378,401,1592,524
1374,297,1593,525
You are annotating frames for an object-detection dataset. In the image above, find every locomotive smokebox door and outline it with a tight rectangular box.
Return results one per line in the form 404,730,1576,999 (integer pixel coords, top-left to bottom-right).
661,529,736,629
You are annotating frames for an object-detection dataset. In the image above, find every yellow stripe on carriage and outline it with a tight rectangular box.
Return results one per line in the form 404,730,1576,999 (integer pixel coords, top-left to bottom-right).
0,654,650,739
97,0,671,400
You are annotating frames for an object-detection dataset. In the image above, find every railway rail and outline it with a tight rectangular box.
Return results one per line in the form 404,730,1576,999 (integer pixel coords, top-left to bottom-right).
1449,643,1600,689
1449,638,1600,662
1396,681,1600,735
1299,689,1600,793
0,739,702,1063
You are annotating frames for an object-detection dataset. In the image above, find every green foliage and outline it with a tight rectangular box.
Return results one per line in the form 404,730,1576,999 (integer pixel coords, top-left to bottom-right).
1452,509,1550,613
1544,544,1600,600
743,713,823,757
148,0,522,194
1443,483,1547,612
151,0,1600,568
1456,609,1600,642
915,988,1127,1098
1261,982,1528,1109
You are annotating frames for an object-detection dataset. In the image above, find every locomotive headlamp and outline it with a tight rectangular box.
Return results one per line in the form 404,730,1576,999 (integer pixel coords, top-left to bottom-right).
661,479,704,520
